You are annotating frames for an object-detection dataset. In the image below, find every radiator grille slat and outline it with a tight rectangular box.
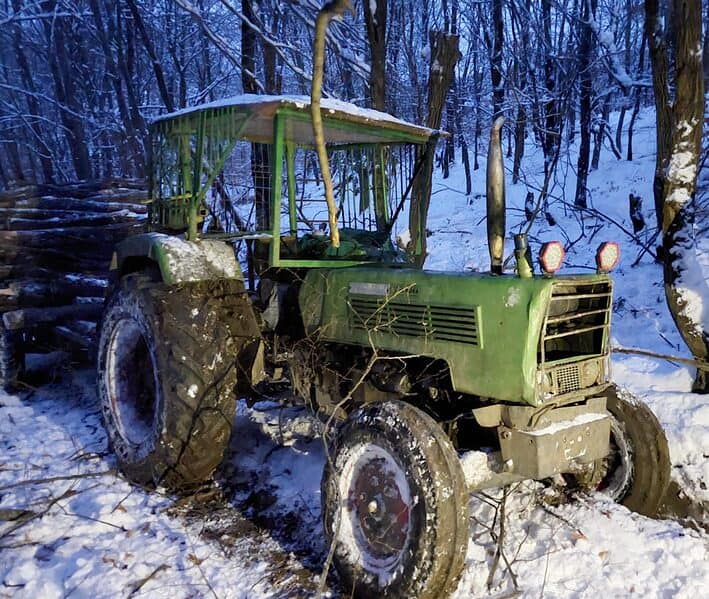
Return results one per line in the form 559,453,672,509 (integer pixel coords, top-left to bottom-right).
541,280,611,361
349,295,480,346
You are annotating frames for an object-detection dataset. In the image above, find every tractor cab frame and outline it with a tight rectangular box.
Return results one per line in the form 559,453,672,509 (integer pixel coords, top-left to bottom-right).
147,94,439,270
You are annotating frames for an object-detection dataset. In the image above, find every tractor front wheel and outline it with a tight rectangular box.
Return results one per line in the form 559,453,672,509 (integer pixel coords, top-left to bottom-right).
321,400,469,599
576,385,671,516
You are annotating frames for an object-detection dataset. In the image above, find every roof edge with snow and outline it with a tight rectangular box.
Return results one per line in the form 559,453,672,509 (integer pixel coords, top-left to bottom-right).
150,94,443,146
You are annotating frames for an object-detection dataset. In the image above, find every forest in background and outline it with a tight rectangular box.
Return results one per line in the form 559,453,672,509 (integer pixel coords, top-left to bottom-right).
1,0,707,198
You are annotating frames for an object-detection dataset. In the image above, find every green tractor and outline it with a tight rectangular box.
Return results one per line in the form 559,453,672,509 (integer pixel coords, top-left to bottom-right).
97,95,670,598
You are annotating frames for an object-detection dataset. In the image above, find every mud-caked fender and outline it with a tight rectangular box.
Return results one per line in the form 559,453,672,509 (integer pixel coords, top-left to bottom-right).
109,233,265,388
112,232,243,285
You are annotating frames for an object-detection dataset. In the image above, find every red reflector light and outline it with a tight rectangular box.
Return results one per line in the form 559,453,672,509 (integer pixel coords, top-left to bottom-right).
539,241,565,274
596,242,620,273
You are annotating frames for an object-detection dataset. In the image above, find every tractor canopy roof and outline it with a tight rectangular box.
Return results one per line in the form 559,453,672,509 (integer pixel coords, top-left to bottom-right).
150,94,442,146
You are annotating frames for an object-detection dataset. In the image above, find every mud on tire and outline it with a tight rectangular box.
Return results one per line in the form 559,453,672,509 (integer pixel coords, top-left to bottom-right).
603,386,671,516
97,273,259,491
321,400,469,599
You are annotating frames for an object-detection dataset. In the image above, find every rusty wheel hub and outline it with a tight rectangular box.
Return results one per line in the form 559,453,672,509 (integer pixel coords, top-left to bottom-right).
339,443,412,570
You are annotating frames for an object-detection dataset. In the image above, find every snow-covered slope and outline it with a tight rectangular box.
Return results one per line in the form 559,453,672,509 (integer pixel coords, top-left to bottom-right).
1,109,708,597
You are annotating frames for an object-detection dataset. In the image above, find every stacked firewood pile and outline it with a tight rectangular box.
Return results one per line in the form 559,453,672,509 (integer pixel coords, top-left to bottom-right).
0,180,148,390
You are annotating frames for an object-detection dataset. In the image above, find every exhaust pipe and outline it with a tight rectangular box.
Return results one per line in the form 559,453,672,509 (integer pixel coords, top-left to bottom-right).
514,233,533,278
486,116,506,274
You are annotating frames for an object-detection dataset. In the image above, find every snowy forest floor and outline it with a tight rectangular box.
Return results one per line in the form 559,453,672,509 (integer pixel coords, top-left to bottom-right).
2,108,709,598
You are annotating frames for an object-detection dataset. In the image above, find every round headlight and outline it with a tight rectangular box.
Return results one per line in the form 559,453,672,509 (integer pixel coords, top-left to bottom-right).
596,241,620,273
539,241,565,274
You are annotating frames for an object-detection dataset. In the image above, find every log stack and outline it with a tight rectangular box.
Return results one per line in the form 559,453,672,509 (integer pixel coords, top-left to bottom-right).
0,180,148,391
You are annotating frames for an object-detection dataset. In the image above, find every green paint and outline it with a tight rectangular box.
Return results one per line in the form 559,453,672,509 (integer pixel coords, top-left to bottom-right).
286,141,297,235
148,98,433,266
139,97,616,410
269,113,285,266
299,268,612,406
188,111,206,240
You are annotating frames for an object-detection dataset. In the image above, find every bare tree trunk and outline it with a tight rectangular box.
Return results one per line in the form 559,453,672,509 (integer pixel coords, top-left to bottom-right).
41,0,92,180
114,3,146,176
541,0,561,178
263,5,281,94
614,0,634,155
490,0,504,120
646,0,674,230
443,83,457,179
364,0,386,111
3,136,24,183
591,90,612,170
442,0,459,178
11,0,53,183
704,1,709,88
615,106,627,156
125,0,175,113
510,0,530,185
409,31,460,266
196,0,215,102
311,0,353,249
646,0,707,391
627,33,647,161
364,0,388,224
89,0,145,176
454,76,472,195
575,0,597,209
0,159,8,189
241,0,270,232
473,49,482,171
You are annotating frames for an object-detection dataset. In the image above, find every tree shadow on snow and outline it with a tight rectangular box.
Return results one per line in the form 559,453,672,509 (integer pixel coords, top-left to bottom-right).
211,397,343,596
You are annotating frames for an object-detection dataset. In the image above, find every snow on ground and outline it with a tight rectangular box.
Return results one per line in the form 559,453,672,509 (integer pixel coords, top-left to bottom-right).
0,365,327,598
2,108,708,597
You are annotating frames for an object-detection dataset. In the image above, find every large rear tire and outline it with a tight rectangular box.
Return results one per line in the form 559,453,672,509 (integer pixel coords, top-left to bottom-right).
97,273,258,491
321,400,469,599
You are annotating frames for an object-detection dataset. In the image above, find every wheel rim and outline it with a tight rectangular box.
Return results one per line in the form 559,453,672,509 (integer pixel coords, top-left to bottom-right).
597,415,634,500
337,443,412,581
573,414,634,500
105,318,158,446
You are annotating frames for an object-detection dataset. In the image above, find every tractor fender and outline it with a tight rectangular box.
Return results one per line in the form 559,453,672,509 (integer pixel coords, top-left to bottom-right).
111,232,244,285
109,233,265,390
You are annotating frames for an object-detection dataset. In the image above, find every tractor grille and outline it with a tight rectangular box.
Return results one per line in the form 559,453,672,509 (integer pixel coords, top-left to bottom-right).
349,295,480,346
553,363,582,394
540,280,612,365
538,280,612,396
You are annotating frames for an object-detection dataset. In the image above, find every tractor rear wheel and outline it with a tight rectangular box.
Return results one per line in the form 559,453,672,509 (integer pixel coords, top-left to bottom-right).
97,273,256,491
321,400,469,599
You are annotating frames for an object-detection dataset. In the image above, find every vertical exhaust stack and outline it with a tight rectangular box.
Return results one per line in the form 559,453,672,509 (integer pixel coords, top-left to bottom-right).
486,116,506,274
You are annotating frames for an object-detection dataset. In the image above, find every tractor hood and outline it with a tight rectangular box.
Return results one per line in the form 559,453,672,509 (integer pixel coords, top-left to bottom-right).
299,267,612,406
